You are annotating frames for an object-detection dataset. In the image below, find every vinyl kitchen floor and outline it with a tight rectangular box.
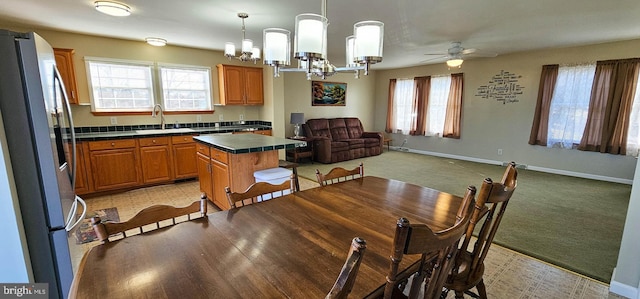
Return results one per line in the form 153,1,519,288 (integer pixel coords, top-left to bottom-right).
70,178,625,299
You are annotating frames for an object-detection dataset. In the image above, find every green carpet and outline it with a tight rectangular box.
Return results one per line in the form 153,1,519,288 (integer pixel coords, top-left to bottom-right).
295,151,631,283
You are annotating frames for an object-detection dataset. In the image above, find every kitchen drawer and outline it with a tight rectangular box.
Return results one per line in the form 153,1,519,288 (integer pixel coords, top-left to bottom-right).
210,147,228,164
197,143,210,157
89,139,137,151
172,135,195,144
138,136,169,147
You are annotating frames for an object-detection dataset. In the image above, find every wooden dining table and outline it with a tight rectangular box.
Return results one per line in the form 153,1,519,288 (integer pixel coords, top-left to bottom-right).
69,176,464,298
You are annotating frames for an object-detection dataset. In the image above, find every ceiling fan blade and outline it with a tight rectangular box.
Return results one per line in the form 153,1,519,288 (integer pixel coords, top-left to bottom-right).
420,55,447,63
423,52,447,56
461,48,477,55
465,50,498,58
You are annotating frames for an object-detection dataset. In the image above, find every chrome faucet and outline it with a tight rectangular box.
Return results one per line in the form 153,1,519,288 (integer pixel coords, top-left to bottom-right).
152,104,165,130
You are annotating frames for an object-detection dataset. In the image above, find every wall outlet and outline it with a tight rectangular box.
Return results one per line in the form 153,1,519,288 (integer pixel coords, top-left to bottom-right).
196,115,202,122
218,114,223,121
497,148,503,156
239,114,244,120
110,117,117,125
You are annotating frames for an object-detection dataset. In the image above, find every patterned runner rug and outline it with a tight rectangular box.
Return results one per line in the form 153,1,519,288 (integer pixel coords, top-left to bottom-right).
74,207,119,244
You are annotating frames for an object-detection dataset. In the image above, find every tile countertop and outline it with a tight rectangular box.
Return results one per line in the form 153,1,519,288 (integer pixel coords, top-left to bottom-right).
74,125,272,141
194,134,305,154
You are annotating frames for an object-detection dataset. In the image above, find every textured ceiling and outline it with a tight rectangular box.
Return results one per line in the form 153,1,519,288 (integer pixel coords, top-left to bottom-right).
1,0,640,69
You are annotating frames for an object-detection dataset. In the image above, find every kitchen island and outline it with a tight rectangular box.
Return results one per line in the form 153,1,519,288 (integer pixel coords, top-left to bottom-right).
193,134,304,210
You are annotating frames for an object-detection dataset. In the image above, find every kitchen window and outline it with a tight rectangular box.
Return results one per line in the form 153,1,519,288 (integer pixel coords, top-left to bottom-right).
158,64,212,111
86,58,155,112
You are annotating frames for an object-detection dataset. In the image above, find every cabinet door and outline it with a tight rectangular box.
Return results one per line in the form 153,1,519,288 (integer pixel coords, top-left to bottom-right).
140,145,173,183
90,148,140,191
74,142,91,195
219,65,245,105
196,152,213,202
173,142,198,179
53,48,79,104
212,159,231,210
253,130,272,136
244,67,264,105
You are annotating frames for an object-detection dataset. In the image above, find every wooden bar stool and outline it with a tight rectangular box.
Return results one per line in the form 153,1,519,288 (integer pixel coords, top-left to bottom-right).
278,160,300,192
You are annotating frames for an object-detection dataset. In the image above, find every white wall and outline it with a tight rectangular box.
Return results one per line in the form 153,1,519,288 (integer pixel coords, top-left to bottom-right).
611,157,640,299
0,112,31,282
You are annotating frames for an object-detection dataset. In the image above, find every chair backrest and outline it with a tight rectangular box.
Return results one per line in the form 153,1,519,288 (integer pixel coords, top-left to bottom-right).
225,174,295,208
384,186,476,299
454,162,518,283
91,195,207,243
316,163,364,186
326,237,367,299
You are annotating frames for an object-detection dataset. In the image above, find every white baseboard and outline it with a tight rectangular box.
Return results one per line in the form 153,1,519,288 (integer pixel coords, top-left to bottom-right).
610,268,640,299
390,147,633,185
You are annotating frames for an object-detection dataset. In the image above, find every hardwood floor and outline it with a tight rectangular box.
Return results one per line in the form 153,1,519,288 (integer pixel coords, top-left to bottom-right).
70,178,624,299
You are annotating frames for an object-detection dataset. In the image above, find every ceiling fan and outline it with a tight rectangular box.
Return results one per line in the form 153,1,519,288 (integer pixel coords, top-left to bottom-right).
422,41,497,68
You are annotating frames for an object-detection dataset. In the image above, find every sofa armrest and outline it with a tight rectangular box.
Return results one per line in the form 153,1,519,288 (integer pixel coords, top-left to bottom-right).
363,131,384,148
310,136,332,163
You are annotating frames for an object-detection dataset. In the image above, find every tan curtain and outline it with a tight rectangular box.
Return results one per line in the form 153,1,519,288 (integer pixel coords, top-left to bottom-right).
579,58,640,154
529,64,559,145
443,73,463,138
411,76,430,136
385,79,396,133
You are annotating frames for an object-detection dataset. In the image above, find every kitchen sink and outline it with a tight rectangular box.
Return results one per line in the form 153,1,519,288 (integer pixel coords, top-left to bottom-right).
135,128,195,134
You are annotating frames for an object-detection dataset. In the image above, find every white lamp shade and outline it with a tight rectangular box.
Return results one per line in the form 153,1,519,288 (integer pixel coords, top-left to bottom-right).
354,21,384,59
251,47,261,59
225,42,236,56
263,28,291,65
345,35,357,67
94,1,131,17
241,39,253,53
294,13,327,59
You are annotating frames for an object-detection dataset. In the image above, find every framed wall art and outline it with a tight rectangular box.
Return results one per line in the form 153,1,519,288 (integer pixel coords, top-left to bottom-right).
312,81,347,106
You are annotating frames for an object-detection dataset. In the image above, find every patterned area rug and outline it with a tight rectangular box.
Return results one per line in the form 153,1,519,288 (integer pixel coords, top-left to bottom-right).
74,207,119,244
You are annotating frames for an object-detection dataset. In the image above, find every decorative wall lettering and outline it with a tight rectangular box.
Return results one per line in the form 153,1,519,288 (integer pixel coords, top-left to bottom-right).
476,70,524,104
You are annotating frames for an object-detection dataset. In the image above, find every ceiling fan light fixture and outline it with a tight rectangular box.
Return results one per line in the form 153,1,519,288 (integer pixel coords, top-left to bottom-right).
145,37,167,47
446,58,464,68
94,1,131,17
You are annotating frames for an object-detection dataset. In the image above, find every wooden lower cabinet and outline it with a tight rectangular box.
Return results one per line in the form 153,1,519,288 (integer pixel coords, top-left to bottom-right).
172,135,198,179
139,137,172,184
88,140,141,192
196,151,213,201
211,159,231,210
74,142,92,195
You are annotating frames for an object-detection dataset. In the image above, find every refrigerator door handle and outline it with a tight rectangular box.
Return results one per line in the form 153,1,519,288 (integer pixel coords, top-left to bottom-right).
65,195,86,232
53,65,76,189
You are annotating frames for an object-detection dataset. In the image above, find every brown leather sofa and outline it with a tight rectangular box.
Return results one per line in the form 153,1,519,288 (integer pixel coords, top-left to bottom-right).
303,117,383,164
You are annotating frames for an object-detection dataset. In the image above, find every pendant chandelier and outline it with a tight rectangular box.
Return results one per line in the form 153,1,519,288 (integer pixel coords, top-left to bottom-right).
262,0,384,79
224,13,261,63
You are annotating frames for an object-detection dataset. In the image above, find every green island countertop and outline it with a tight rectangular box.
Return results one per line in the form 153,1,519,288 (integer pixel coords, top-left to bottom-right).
193,134,305,154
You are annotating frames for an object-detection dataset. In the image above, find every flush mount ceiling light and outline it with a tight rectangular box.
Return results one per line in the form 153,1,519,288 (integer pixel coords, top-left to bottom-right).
263,0,384,79
94,1,131,17
145,37,167,47
224,13,261,63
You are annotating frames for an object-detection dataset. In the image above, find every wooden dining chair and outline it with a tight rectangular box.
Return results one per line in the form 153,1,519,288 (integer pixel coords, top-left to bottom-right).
383,185,477,299
91,195,208,243
225,174,295,208
326,237,367,299
316,162,364,186
442,162,518,299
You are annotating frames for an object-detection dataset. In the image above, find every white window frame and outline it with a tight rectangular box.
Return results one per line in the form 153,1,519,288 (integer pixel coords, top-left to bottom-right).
158,63,212,112
85,57,155,112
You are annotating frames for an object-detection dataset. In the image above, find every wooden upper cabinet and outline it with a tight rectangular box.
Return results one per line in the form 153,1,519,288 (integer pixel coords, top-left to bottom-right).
217,64,264,105
53,48,79,104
